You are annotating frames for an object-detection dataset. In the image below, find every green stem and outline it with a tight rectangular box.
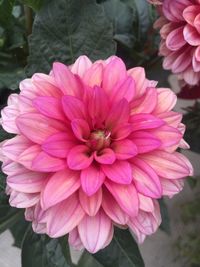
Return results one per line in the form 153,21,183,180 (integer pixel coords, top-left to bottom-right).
24,5,33,35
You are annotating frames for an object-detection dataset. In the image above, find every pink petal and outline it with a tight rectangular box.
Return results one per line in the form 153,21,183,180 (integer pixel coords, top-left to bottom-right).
102,160,132,184
71,119,90,141
153,88,177,114
32,151,66,172
7,171,46,193
102,189,129,225
166,26,186,51
1,105,20,134
94,148,116,164
70,56,92,77
67,145,93,170
80,164,105,196
2,136,32,161
106,99,130,130
157,111,182,127
130,114,164,131
105,180,139,217
68,228,84,251
47,194,84,238
111,123,132,140
182,5,200,26
88,86,109,126
111,139,138,160
109,76,135,103
62,95,86,121
183,24,200,46
131,87,157,114
2,161,26,176
53,62,83,97
139,151,191,179
79,188,102,216
78,209,113,253
41,169,80,210
33,96,66,121
42,132,77,158
102,57,126,94
131,158,162,198
130,131,161,153
16,113,65,144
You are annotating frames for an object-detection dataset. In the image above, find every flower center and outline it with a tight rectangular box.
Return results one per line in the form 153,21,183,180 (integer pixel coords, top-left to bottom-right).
88,129,111,151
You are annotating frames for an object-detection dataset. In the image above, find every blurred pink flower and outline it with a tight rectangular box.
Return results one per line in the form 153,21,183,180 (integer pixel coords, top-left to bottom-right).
153,0,200,85
0,56,193,253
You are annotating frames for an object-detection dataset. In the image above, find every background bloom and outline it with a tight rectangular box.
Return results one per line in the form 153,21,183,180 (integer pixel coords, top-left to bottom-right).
0,55,192,253
153,0,200,85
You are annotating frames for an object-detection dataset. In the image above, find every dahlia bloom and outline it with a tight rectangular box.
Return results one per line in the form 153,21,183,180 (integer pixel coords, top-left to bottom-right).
0,56,192,253
152,0,200,85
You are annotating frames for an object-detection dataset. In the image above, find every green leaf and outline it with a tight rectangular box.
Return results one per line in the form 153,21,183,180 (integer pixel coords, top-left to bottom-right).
26,0,116,76
0,206,24,234
78,251,103,267
94,228,144,267
0,0,15,27
0,68,25,90
22,229,74,267
159,198,171,234
10,219,29,248
20,0,44,11
102,0,134,48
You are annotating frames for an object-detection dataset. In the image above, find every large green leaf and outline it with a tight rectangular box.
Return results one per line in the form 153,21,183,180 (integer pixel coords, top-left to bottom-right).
78,251,103,267
22,229,74,267
26,0,116,76
20,0,44,11
94,228,144,267
102,0,134,48
0,0,15,27
10,219,29,248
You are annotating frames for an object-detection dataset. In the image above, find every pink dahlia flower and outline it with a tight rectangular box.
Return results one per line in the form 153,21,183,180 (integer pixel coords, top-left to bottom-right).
0,56,192,253
153,0,200,85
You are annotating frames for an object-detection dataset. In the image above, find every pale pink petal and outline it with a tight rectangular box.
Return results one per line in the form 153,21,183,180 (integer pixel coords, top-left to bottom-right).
79,188,102,216
153,88,177,114
105,180,139,217
9,191,39,208
80,165,105,196
83,63,103,87
47,194,85,238
111,139,138,160
127,67,148,98
160,178,184,197
1,105,20,134
157,111,182,127
138,194,154,212
7,171,47,193
139,151,191,179
94,148,116,164
18,145,41,170
67,145,93,170
102,189,129,225
78,209,113,253
102,160,132,184
2,136,32,161
70,56,92,77
68,228,84,251
41,169,80,210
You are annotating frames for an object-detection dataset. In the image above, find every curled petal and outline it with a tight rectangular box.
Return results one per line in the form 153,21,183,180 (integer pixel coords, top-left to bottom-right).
67,145,93,170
